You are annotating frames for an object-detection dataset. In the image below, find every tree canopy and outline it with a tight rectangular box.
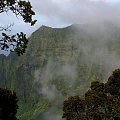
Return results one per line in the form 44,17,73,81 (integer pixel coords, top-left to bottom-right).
0,88,18,120
63,69,120,120
0,0,37,55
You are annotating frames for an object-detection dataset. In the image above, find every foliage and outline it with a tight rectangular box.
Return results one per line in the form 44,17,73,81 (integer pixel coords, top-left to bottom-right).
0,24,120,119
105,69,120,97
17,99,48,120
63,69,120,120
0,88,18,120
0,0,37,55
63,96,85,120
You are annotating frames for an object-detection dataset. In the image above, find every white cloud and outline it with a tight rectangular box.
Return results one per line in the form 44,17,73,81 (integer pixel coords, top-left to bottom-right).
28,0,120,25
1,0,120,36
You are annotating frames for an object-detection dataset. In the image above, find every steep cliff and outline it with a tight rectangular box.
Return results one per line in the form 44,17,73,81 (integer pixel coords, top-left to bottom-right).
0,23,120,120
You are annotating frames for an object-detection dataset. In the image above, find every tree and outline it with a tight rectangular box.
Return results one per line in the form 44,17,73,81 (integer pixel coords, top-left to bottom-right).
0,88,18,120
63,69,120,120
63,96,85,120
105,69,120,119
105,69,120,97
0,0,37,55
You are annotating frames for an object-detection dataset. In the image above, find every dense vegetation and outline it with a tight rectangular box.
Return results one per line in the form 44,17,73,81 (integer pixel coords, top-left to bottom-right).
0,24,120,120
0,88,18,120
63,69,120,120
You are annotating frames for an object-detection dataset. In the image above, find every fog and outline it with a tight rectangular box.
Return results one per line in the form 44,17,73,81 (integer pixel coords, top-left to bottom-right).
74,23,120,78
29,0,120,26
34,22,120,119
31,0,120,120
1,0,120,120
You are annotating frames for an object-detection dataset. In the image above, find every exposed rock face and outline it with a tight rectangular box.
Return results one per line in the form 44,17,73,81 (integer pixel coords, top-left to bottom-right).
1,23,120,120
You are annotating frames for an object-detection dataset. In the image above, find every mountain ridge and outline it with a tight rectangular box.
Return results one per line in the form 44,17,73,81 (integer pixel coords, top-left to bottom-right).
1,23,120,120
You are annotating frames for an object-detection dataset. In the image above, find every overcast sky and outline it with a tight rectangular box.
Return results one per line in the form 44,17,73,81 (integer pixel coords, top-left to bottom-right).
0,0,120,36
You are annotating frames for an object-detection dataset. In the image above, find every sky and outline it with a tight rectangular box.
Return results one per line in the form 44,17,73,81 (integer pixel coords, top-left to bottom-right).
0,0,120,37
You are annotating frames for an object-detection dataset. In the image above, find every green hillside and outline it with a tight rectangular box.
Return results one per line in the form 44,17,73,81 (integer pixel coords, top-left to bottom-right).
0,23,120,120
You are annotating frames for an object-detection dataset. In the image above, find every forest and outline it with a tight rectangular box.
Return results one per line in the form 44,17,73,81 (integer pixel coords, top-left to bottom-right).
0,24,120,120
1,1,120,120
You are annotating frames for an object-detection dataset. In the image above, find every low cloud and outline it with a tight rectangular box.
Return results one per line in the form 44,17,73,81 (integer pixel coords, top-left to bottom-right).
1,0,120,36
29,0,120,25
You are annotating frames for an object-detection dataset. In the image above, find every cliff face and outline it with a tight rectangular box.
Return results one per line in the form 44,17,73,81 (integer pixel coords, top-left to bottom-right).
1,23,120,120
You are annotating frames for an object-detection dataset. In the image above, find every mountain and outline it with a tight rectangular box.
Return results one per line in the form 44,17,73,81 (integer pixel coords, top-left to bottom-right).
0,23,120,120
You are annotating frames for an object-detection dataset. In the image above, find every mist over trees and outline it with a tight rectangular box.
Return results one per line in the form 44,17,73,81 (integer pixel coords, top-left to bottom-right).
0,0,37,56
63,69,120,120
0,22,120,120
1,1,120,120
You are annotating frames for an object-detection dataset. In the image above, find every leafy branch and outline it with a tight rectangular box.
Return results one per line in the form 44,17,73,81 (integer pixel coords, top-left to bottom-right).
0,0,37,55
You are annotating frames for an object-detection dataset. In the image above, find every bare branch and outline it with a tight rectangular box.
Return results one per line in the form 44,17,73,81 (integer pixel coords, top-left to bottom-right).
0,23,14,31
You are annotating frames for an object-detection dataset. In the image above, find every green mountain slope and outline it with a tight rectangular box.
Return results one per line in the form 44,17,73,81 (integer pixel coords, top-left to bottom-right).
0,23,120,120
